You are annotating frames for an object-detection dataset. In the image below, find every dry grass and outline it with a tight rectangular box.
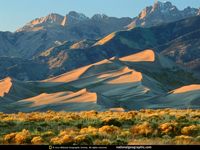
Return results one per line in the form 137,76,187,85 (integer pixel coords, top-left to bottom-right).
0,109,199,145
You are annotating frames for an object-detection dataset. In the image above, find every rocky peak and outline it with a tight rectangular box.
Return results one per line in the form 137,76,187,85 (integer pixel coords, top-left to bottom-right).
61,11,89,26
182,6,199,16
67,11,89,21
92,14,109,20
138,6,152,19
128,1,200,29
153,1,173,9
138,1,178,19
148,1,199,17
29,13,64,26
16,13,64,32
151,1,178,15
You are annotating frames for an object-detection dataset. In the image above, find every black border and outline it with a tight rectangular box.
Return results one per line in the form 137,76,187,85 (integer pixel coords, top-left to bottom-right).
0,145,199,150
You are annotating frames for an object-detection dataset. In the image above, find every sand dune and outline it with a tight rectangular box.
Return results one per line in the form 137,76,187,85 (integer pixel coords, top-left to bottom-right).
0,77,12,97
44,58,121,84
18,88,97,106
172,84,200,94
9,89,105,112
94,32,116,46
0,49,199,112
69,66,143,89
120,49,155,62
106,68,143,84
65,65,155,107
146,85,200,109
43,50,157,86
43,65,91,83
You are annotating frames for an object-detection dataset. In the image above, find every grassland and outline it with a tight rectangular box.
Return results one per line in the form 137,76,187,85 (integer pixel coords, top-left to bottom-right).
0,109,200,145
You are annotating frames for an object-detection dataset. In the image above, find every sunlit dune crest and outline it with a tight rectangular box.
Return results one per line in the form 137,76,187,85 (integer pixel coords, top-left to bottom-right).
44,58,113,83
44,65,91,83
173,84,200,94
94,59,112,65
94,32,116,46
96,66,131,79
0,77,12,97
44,50,155,84
120,49,155,62
106,67,143,84
18,89,97,108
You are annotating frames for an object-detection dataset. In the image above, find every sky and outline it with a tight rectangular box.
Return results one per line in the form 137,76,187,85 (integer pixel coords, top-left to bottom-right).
0,0,200,32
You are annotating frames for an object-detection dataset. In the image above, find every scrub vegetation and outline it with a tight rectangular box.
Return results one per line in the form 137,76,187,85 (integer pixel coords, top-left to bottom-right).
0,109,200,145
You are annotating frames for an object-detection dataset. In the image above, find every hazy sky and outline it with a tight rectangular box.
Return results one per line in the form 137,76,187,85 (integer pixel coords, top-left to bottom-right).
0,0,200,32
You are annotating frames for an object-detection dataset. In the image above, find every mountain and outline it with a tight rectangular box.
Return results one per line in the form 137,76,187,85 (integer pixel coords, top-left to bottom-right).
16,13,65,32
17,11,132,36
1,15,200,81
34,15,200,78
0,50,199,113
0,1,200,82
0,11,132,58
0,1,199,59
127,1,200,29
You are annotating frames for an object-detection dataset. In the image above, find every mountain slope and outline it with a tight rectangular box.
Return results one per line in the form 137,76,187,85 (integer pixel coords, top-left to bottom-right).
0,11,132,58
1,1,200,59
157,29,200,71
16,13,65,32
0,2,200,81
35,15,200,77
0,57,49,81
17,11,132,39
2,15,200,81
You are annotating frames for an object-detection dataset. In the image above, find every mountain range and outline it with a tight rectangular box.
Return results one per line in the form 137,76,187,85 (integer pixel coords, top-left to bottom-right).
0,1,199,59
0,1,200,81
0,1,200,112
1,14,200,81
0,12,132,58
